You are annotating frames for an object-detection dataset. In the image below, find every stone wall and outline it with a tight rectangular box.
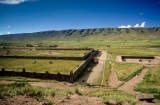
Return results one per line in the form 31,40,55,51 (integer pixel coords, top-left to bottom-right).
0,49,95,60
122,56,154,60
69,50,98,82
0,50,99,82
36,48,93,50
0,68,71,82
0,56,83,60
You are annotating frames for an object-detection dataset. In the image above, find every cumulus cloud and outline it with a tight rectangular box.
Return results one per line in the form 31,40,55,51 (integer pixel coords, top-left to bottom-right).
134,24,140,28
118,25,132,28
134,22,145,28
141,22,145,27
7,32,10,34
118,22,145,28
0,0,35,4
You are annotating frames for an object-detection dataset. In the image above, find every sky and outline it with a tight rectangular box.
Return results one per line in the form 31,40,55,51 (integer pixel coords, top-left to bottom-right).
0,0,160,35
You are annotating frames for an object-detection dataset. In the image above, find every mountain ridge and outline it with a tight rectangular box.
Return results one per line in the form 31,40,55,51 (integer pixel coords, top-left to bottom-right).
0,27,160,42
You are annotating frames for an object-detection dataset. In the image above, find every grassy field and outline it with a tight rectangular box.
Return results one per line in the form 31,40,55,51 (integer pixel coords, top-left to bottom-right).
113,62,144,81
0,58,83,74
0,82,138,105
108,48,160,57
134,65,160,99
0,49,89,57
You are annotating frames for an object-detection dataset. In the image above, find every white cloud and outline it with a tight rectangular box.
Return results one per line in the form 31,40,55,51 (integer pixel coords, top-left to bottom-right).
0,34,1,35
118,25,132,28
141,22,145,27
7,32,10,34
127,25,132,28
0,0,34,4
134,24,140,28
118,22,146,28
134,22,145,28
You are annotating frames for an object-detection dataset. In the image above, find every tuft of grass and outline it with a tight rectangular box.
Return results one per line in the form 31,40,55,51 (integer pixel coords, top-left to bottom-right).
74,87,84,95
86,90,138,105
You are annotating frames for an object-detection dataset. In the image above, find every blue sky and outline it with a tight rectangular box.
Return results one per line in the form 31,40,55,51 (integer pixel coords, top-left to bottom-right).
0,0,160,35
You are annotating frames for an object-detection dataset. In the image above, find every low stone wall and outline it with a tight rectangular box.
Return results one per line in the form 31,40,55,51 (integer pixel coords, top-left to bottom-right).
0,68,71,82
0,49,95,60
36,48,92,50
70,50,99,82
82,49,95,60
122,56,154,60
0,56,83,60
0,50,99,82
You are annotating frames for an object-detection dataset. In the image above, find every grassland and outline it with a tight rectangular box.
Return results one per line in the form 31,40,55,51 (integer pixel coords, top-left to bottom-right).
134,65,160,99
113,62,144,81
0,49,89,57
0,28,160,104
0,82,138,105
0,58,83,74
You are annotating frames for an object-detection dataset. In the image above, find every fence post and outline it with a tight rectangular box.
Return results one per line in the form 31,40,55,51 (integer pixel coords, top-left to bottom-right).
69,70,74,83
2,68,5,76
57,72,61,81
45,71,49,79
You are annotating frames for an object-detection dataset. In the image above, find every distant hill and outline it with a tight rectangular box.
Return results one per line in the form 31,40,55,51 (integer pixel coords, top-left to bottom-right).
0,27,160,43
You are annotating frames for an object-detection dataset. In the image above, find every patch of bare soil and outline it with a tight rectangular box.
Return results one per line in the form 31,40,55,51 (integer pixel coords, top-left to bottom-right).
0,80,14,84
0,95,43,105
0,94,106,105
108,63,123,88
30,82,112,92
53,94,106,105
136,101,155,105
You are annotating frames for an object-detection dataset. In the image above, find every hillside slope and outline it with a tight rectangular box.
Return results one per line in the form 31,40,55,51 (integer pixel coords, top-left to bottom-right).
0,27,160,43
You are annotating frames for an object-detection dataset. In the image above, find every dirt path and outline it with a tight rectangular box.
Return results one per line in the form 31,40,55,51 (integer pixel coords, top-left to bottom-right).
108,63,123,88
118,66,150,95
76,50,107,85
